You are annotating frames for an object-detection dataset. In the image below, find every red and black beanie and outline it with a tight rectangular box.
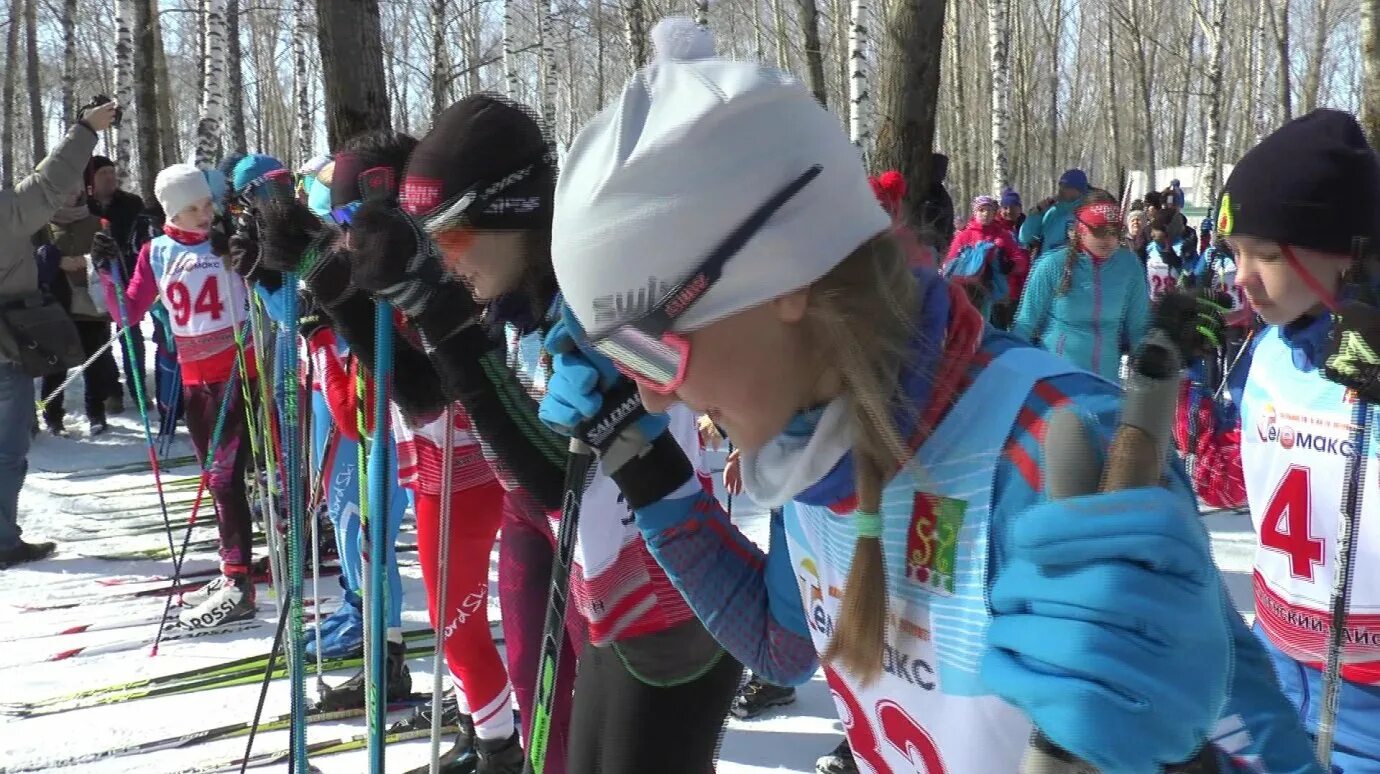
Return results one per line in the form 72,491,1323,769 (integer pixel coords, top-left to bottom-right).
400,94,556,231
1219,109,1380,255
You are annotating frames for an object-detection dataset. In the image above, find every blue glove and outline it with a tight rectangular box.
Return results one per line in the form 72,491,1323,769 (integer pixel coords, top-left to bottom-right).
981,487,1231,774
538,306,670,449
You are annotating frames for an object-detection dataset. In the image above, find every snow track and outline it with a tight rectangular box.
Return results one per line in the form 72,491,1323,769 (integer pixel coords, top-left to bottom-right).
1,397,1257,772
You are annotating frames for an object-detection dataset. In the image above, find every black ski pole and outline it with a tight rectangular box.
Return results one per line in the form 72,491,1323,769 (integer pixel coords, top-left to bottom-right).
525,437,596,774
241,586,292,774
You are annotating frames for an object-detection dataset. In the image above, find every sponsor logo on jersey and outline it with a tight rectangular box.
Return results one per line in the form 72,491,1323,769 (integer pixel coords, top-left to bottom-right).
1254,404,1367,457
905,492,965,596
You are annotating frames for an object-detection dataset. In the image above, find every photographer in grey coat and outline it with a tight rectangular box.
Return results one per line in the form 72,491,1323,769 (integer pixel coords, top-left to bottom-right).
0,100,118,569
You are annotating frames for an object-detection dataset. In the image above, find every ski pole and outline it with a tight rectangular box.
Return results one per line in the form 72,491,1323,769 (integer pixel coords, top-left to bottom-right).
1210,326,1258,402
525,437,596,774
1024,326,1220,774
366,299,396,773
430,405,457,774
1315,236,1375,765
239,585,292,774
35,324,128,410
281,270,310,773
1315,396,1369,764
726,440,734,519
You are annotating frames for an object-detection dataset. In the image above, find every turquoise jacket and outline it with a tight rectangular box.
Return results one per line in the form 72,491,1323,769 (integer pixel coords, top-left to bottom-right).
1012,245,1149,381
1017,199,1077,258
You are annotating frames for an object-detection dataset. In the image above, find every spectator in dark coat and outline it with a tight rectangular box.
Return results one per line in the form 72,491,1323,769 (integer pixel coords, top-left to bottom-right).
919,153,956,252
86,156,145,414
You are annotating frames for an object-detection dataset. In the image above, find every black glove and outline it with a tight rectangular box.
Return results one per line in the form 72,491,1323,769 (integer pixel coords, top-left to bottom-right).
348,201,479,331
209,227,231,258
1324,300,1380,403
1152,288,1229,361
298,288,330,339
90,231,121,272
259,197,330,273
303,247,356,309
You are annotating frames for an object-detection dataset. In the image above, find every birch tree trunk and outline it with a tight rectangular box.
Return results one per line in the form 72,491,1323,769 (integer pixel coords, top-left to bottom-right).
1127,0,1156,191
538,0,557,130
625,0,647,70
594,0,606,107
431,0,447,118
1270,0,1292,123
1364,0,1380,145
294,0,312,164
771,0,789,69
194,0,226,169
113,0,135,184
152,0,179,167
872,0,945,226
1105,6,1123,193
197,0,208,100
988,0,1011,194
1047,0,1060,186
1170,19,1196,165
60,0,76,124
695,0,708,26
502,0,518,98
1301,0,1330,113
226,0,247,155
24,0,42,164
1199,0,1227,210
2,0,19,188
316,0,392,150
798,0,828,106
847,0,871,152
133,0,160,201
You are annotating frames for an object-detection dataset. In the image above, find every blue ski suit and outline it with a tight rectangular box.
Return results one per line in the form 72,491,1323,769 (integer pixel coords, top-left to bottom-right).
1017,199,1078,259
1012,245,1149,381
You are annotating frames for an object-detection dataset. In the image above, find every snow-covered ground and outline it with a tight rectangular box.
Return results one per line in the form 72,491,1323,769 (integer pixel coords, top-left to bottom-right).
0,377,1258,774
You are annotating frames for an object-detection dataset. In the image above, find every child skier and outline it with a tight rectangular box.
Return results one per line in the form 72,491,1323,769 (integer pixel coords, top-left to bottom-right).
1202,108,1380,770
94,164,258,629
535,39,1322,773
1012,196,1150,382
944,194,1026,325
336,89,740,773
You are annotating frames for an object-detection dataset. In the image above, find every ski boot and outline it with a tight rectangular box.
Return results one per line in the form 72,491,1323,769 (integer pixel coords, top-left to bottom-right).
402,712,477,774
816,737,858,774
306,596,364,659
0,540,57,569
315,639,413,711
177,573,256,629
474,731,523,774
181,574,232,607
389,691,461,733
88,419,109,436
730,673,796,719
43,415,65,437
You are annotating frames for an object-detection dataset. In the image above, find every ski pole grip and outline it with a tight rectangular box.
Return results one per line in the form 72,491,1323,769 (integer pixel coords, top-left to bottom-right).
1024,336,1219,774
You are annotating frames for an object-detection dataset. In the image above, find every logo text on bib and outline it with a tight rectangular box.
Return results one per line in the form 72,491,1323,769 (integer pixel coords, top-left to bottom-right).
905,493,965,596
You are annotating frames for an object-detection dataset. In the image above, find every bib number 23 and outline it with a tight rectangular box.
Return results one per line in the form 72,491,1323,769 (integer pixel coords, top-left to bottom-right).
166,276,227,327
825,667,947,773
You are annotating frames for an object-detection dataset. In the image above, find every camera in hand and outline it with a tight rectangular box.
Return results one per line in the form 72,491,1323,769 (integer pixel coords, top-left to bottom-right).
79,95,122,127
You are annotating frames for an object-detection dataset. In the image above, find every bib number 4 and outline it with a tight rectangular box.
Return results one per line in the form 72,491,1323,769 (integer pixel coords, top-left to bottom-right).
166,276,226,327
1260,464,1324,581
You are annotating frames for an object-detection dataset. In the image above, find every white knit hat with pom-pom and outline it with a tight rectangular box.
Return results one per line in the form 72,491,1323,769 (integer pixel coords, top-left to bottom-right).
552,16,887,334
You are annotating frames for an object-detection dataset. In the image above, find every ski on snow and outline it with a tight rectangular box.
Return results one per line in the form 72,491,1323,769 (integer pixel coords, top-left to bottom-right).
1,628,451,717
177,722,457,773
5,695,433,771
